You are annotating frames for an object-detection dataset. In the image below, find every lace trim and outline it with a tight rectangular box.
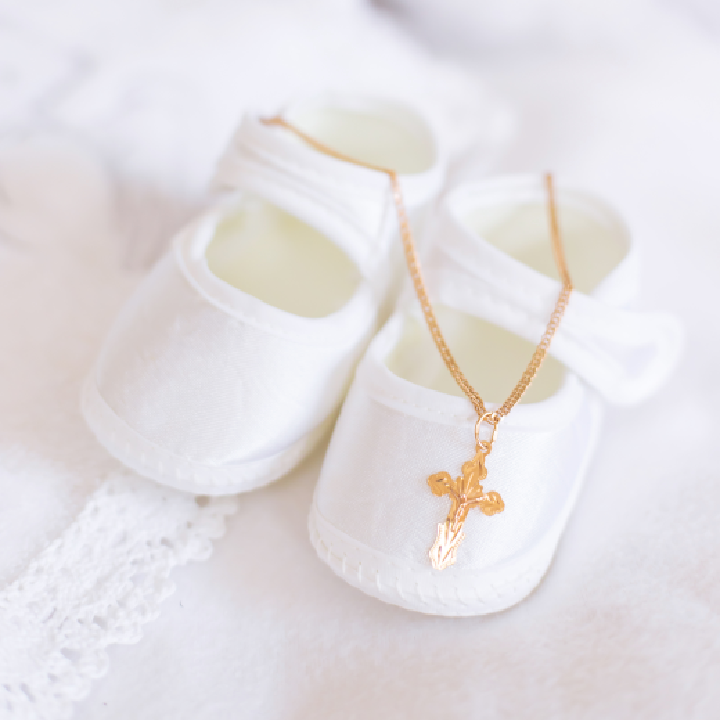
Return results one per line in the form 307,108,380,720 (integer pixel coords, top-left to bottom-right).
0,473,237,719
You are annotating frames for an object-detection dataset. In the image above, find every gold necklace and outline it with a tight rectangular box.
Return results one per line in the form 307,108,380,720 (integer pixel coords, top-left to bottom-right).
261,116,573,570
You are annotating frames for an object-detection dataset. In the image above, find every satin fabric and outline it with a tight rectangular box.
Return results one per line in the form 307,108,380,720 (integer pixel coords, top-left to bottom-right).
430,177,683,406
82,98,445,494
310,175,683,614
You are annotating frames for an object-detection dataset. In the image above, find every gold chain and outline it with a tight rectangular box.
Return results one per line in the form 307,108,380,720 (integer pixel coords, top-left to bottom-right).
261,116,573,435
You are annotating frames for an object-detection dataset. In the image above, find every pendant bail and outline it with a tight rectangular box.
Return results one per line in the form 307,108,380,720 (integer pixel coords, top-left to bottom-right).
475,411,500,448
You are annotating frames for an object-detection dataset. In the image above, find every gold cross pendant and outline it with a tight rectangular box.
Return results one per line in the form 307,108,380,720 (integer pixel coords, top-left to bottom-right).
428,436,505,571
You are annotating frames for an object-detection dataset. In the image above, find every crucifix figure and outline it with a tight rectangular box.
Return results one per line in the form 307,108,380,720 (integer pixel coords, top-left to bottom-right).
428,441,505,571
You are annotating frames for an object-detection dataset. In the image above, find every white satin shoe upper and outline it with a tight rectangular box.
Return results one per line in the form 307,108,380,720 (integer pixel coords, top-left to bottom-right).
309,175,683,616
82,96,445,495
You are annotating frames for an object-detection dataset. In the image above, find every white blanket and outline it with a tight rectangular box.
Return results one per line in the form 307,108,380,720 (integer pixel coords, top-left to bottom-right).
1,0,717,718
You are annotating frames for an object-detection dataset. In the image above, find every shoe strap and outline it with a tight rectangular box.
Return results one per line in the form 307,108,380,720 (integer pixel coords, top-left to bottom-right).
213,115,435,278
414,205,683,406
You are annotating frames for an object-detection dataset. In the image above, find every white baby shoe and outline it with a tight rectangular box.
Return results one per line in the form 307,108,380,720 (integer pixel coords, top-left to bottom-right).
82,96,444,495
309,174,682,616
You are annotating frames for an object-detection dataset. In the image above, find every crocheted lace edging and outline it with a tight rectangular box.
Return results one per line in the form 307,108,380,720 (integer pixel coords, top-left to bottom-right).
0,473,237,719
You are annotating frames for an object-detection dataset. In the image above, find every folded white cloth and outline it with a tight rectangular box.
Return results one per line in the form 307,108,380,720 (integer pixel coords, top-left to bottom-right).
0,136,238,719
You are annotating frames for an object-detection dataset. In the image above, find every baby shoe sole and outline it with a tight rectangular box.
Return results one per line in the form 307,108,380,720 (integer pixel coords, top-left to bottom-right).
82,377,332,496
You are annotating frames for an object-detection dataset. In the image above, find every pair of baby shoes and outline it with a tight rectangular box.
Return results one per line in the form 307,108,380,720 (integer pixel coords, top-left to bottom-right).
82,95,682,616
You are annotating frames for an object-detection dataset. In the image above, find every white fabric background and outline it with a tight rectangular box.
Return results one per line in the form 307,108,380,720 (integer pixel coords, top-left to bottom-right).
0,0,718,718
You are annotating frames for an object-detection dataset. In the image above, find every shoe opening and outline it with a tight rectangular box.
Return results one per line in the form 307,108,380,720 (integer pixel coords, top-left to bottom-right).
464,196,628,295
205,196,361,318
286,101,436,175
385,305,565,405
